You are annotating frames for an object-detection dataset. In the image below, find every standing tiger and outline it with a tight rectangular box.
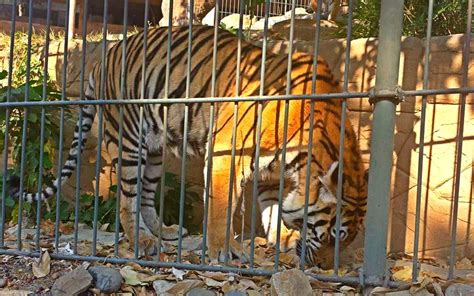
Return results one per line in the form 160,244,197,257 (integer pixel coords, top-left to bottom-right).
8,25,367,266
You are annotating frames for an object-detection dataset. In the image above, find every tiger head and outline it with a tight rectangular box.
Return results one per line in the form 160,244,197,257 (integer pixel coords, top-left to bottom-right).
282,161,343,267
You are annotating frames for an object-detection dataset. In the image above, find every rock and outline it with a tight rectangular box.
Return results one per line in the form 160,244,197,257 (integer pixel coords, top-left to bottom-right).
225,290,247,296
220,13,257,31
154,280,205,296
51,266,93,296
187,287,217,296
445,284,474,296
0,277,6,288
88,266,123,293
270,269,312,296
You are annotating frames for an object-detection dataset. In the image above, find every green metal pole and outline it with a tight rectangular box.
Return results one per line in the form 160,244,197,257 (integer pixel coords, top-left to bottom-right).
363,0,405,283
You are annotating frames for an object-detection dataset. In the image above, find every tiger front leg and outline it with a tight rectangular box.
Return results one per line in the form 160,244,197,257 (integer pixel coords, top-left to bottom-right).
206,156,249,263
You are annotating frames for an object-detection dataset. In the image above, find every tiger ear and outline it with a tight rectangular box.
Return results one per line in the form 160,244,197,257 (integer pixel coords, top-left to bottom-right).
317,161,339,204
318,161,339,189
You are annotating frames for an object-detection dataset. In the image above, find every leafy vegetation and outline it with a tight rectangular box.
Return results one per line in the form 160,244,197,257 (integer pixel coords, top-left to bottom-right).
155,172,204,234
339,0,470,39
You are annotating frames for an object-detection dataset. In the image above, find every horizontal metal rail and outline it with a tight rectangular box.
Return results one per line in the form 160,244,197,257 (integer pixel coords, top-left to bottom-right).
0,248,408,288
1,86,473,108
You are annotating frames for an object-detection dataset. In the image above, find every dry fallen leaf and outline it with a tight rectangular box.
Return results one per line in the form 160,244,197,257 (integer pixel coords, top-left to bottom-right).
32,250,51,278
392,266,412,282
171,267,187,281
153,279,204,295
431,281,443,296
200,276,226,288
120,266,166,286
239,278,260,290
456,257,473,270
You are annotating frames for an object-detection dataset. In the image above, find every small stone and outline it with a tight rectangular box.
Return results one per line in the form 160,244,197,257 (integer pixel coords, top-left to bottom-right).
88,266,123,293
270,269,312,296
445,283,474,296
0,278,6,288
187,287,217,296
225,290,247,296
51,266,93,296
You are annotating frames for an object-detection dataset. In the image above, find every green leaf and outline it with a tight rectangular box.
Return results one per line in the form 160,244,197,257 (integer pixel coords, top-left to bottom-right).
5,197,15,208
27,112,38,123
0,70,7,80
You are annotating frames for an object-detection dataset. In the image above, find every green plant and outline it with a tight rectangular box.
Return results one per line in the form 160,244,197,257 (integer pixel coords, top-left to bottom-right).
43,191,118,231
337,0,470,39
155,172,204,234
0,31,77,225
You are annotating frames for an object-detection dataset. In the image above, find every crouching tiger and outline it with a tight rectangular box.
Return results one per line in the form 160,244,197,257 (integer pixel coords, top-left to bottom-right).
8,25,367,266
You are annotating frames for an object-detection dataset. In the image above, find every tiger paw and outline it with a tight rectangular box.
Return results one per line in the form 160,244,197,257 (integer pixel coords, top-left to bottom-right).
208,237,249,264
267,228,300,252
134,233,161,257
159,224,188,242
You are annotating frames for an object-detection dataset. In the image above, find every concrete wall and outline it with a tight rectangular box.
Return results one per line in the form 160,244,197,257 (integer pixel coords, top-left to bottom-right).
1,32,472,260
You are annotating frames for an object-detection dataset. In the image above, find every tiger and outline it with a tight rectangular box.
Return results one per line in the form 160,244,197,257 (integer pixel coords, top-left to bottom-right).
8,25,367,266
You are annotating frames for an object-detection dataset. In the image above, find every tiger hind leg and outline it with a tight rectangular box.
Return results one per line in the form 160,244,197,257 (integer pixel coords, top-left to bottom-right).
116,149,160,256
140,151,188,242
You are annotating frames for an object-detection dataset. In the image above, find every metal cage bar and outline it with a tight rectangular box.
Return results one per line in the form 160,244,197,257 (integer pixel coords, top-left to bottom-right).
91,0,108,256
249,0,271,269
411,0,434,283
0,0,17,249
74,0,89,255
333,0,353,274
16,0,34,252
448,0,472,280
362,0,405,283
35,0,52,251
115,0,128,257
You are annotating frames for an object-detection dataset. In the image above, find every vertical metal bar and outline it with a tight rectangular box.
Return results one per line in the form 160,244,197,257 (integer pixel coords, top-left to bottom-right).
0,0,17,248
134,0,149,259
115,0,128,257
177,0,194,262
35,0,53,250
16,0,34,251
202,0,220,264
273,0,296,270
157,0,174,256
68,0,77,39
448,0,472,279
92,0,108,256
297,0,322,270
249,0,270,269
363,0,404,282
74,0,89,255
412,0,434,282
333,0,353,274
221,0,245,266
54,0,71,252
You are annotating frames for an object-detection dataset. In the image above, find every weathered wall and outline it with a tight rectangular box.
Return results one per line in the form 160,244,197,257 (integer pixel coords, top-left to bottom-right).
1,32,472,260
